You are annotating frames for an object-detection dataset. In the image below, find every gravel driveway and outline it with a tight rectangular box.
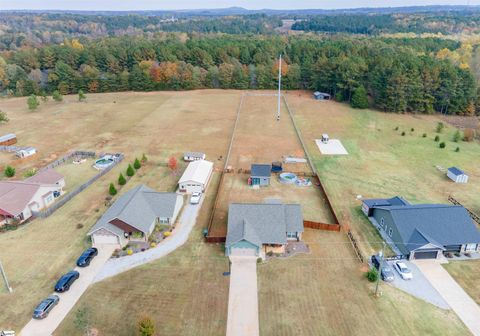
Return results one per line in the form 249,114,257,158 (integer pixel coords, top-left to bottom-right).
93,196,203,283
227,256,259,336
20,245,116,336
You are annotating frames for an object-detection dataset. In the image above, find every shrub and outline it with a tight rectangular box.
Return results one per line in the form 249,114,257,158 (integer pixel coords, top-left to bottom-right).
126,164,135,177
439,142,446,149
365,268,379,282
422,133,427,138
436,122,444,133
52,90,63,102
141,153,148,163
163,231,172,237
134,158,141,170
351,85,369,109
455,147,460,152
4,166,15,177
257,257,262,264
401,131,405,136
266,251,274,257
168,156,177,171
118,173,126,185
150,242,157,248
453,129,462,142
27,94,40,110
78,90,86,102
411,128,414,132
127,249,133,256
24,168,37,178
394,126,399,131
0,110,9,123
109,183,117,196
76,223,84,229
434,135,440,142
137,316,155,336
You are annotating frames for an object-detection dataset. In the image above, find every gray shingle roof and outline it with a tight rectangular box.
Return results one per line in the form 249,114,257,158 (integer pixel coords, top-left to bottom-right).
250,164,271,178
363,196,409,208
88,185,180,236
226,203,303,247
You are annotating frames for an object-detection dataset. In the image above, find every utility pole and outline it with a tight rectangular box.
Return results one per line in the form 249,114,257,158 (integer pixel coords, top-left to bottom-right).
374,242,386,297
276,54,282,121
0,259,12,293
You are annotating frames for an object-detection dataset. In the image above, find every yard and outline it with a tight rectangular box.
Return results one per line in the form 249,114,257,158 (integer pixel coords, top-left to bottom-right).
443,259,480,306
287,91,480,257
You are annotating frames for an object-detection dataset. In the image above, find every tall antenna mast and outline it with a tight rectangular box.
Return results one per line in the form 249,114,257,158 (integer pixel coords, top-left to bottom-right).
277,54,282,121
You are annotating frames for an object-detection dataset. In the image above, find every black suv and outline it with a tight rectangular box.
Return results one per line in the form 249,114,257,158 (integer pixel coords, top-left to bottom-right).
371,255,395,282
54,271,80,292
76,247,98,267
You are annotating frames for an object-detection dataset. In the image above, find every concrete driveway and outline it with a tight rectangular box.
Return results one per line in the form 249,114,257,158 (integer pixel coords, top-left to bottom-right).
415,259,480,336
94,196,203,282
20,245,116,336
226,256,259,336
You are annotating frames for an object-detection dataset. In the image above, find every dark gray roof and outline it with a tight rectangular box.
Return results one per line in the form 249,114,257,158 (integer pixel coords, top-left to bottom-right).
251,164,271,178
448,167,466,176
376,204,480,252
88,185,181,236
226,203,303,247
363,196,409,208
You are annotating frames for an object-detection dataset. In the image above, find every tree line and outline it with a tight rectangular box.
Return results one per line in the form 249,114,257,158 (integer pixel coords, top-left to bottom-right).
0,34,477,115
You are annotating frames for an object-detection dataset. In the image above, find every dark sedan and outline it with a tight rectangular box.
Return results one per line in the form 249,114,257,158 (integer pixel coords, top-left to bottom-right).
76,247,98,267
32,295,59,319
54,271,80,292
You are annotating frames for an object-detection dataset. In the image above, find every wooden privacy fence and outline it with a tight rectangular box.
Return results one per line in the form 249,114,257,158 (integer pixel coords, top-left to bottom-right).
304,220,341,232
33,153,124,218
448,195,480,225
205,236,226,243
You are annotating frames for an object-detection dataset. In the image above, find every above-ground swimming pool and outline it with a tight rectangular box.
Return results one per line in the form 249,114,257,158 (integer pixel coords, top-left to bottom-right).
279,172,297,184
94,155,115,170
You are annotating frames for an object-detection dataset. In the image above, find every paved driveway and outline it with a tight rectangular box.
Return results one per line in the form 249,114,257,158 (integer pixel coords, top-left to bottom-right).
226,256,259,336
94,197,202,282
20,245,116,336
415,260,480,336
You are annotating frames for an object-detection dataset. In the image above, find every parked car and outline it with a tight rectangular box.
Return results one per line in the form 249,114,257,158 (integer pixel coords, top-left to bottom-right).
54,271,80,292
394,262,413,280
190,192,201,204
32,295,59,319
371,255,395,282
76,247,98,267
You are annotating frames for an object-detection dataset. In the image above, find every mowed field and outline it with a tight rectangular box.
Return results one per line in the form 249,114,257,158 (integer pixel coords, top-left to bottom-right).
209,94,335,236
0,90,240,331
287,91,480,257
443,259,480,306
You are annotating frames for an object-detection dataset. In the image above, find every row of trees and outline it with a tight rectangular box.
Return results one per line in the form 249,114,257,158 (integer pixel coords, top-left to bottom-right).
0,35,477,114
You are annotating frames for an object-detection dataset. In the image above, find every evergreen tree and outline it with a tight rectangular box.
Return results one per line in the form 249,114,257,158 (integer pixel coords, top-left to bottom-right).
4,166,16,177
351,86,369,109
118,173,126,185
133,158,141,170
109,183,117,196
126,164,135,177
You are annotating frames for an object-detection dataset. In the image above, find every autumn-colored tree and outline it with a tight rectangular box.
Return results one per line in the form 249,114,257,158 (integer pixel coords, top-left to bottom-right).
464,128,475,142
150,64,161,83
158,62,178,84
168,156,177,171
87,81,99,93
272,58,289,77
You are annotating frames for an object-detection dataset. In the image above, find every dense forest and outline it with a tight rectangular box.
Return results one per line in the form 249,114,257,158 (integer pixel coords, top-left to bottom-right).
0,10,480,115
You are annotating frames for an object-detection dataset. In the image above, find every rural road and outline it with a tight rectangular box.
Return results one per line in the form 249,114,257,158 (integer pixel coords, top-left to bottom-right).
226,256,259,336
93,196,203,282
415,259,480,336
20,245,116,336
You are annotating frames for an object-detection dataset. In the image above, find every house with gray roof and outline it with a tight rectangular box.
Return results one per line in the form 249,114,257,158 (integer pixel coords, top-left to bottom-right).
225,202,304,258
88,185,184,247
249,164,271,187
363,196,480,259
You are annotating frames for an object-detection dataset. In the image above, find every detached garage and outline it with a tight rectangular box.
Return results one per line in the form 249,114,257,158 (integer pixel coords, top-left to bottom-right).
178,160,213,194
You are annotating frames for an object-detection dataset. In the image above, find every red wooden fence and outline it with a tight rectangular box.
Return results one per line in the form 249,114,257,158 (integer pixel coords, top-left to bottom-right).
304,220,341,232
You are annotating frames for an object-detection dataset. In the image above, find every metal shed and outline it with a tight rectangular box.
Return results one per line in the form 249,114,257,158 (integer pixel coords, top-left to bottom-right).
447,167,468,183
313,92,331,100
0,133,17,146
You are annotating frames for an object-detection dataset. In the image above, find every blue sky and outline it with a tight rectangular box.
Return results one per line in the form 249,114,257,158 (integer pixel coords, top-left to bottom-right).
1,0,479,11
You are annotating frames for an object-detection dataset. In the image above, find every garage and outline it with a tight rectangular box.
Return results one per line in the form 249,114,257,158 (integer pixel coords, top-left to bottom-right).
229,240,259,257
91,228,121,246
412,250,439,259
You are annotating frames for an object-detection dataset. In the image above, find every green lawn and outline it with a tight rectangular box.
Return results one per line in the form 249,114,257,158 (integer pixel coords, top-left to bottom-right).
443,259,480,306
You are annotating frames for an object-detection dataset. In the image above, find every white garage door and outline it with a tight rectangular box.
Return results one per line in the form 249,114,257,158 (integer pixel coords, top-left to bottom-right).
231,247,257,256
93,234,120,246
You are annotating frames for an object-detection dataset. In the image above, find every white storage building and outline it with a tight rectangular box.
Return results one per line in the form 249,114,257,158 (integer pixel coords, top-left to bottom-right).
178,160,213,193
447,167,468,183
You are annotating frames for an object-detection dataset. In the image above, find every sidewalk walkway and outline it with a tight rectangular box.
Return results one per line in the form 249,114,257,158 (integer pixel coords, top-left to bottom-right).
226,256,259,336
415,260,480,336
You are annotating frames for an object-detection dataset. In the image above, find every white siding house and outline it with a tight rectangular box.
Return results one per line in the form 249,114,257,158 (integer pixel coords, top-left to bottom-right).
178,160,213,193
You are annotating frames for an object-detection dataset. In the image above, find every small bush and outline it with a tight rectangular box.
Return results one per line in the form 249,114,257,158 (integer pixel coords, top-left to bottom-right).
27,94,40,110
422,133,427,138
133,158,141,170
127,249,133,256
109,183,117,196
118,173,126,185
434,135,440,142
455,147,460,152
52,90,63,102
150,242,157,248
141,153,148,163
137,316,155,336
436,122,444,133
76,223,84,229
126,164,135,177
394,126,399,131
163,231,171,237
266,251,274,257
24,168,37,178
401,131,406,136
365,268,379,282
453,129,462,142
411,128,414,132
439,142,446,149
257,257,262,264
4,166,15,177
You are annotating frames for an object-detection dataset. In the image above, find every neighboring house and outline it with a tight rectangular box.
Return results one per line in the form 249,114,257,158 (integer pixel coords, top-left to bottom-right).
88,185,184,247
183,151,206,162
16,147,37,158
0,170,65,225
447,167,468,183
225,202,304,258
0,133,16,146
249,164,271,187
178,159,213,193
362,196,480,259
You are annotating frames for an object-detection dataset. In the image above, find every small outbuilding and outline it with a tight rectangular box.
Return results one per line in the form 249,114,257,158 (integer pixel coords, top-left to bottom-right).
447,167,468,184
0,134,17,146
271,161,283,173
183,152,206,162
178,160,214,193
313,91,331,100
249,164,271,187
16,147,36,158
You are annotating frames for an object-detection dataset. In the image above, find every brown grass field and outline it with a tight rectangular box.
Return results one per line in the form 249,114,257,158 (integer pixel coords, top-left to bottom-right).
0,90,474,335
443,259,480,306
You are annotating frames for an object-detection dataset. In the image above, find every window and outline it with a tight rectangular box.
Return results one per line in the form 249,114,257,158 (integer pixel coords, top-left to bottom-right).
388,228,393,237
286,232,297,238
380,218,384,227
